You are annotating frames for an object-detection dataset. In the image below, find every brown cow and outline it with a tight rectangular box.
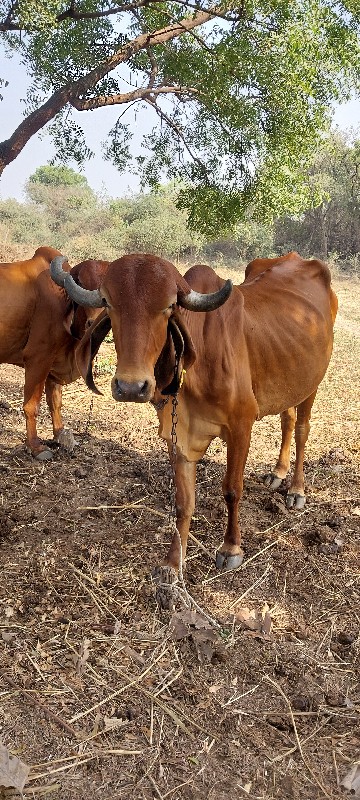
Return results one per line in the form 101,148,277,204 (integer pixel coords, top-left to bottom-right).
0,248,108,460
50,251,337,570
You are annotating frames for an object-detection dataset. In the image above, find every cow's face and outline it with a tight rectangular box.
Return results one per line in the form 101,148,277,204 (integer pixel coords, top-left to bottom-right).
50,253,233,402
102,258,179,402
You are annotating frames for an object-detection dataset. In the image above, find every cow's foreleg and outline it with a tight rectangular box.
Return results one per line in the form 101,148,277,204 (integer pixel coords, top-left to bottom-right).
216,421,253,570
286,390,317,509
264,407,296,489
45,377,75,451
23,373,54,460
164,453,197,570
45,377,63,439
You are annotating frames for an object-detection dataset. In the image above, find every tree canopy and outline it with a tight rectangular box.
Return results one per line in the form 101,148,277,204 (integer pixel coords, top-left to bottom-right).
2,134,360,272
29,165,90,188
1,1,360,233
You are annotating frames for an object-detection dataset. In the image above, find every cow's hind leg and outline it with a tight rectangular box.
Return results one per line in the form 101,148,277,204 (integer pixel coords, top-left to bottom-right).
264,407,296,489
216,420,253,570
286,390,317,510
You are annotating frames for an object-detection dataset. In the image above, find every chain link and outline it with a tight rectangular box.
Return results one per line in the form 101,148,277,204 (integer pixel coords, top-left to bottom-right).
166,351,179,526
169,391,179,524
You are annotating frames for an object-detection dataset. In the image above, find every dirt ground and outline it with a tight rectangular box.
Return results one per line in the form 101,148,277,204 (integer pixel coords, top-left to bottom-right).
0,270,359,800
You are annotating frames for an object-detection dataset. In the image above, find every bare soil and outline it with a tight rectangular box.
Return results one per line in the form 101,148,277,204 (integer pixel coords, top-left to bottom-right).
0,273,359,800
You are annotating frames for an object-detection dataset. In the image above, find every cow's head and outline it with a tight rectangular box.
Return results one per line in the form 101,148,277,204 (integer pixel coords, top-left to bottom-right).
50,253,232,402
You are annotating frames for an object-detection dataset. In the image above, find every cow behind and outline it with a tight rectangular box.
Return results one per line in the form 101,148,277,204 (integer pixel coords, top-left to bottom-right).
0,248,108,459
50,251,337,572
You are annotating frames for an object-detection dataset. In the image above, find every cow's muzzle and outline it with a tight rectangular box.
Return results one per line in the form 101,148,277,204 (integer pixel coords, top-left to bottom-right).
112,377,152,403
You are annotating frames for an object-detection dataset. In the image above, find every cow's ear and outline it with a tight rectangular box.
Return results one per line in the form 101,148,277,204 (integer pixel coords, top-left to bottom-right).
75,309,111,395
172,310,196,370
63,302,88,339
155,312,196,395
62,301,76,336
154,326,175,393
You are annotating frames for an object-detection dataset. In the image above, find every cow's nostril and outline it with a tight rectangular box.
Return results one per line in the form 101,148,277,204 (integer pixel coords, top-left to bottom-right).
138,380,149,397
114,379,150,400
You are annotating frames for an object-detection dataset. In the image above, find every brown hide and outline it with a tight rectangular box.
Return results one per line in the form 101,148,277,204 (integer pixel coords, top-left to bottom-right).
244,250,300,280
0,249,105,457
0,247,69,368
172,256,337,420
76,253,337,572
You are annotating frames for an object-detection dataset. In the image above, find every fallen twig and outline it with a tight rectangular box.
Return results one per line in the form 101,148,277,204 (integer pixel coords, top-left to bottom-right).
228,565,272,609
0,670,78,739
70,647,168,723
264,674,334,799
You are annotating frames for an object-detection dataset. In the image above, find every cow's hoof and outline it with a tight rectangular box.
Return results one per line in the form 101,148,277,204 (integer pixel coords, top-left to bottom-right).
57,428,76,452
286,492,306,510
152,565,178,610
264,472,283,490
215,550,244,571
44,439,60,449
34,449,54,461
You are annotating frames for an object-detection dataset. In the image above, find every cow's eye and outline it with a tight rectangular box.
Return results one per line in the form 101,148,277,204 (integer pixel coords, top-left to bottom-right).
163,303,175,315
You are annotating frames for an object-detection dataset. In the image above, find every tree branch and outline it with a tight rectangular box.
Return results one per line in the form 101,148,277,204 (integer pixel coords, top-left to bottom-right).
146,46,158,89
0,0,244,32
71,84,197,110
0,5,218,174
0,0,18,30
145,96,209,179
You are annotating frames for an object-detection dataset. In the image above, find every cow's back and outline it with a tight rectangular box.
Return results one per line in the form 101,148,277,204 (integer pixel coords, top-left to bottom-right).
244,251,300,281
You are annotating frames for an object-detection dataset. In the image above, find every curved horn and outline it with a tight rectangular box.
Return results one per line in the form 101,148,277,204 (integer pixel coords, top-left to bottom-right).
50,256,106,308
177,279,233,312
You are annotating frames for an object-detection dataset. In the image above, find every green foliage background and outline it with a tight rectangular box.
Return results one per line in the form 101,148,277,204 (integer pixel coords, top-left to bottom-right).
1,132,360,275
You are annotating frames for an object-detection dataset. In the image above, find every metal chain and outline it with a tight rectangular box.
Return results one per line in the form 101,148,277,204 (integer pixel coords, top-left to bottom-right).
168,349,180,523
169,391,179,524
160,383,222,629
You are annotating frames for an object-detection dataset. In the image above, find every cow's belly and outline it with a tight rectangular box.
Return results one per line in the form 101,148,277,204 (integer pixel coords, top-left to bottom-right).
0,303,32,366
254,344,332,418
0,334,26,367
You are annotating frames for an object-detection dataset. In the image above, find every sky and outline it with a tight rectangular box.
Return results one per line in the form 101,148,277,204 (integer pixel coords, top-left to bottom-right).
0,52,154,202
1,50,360,203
